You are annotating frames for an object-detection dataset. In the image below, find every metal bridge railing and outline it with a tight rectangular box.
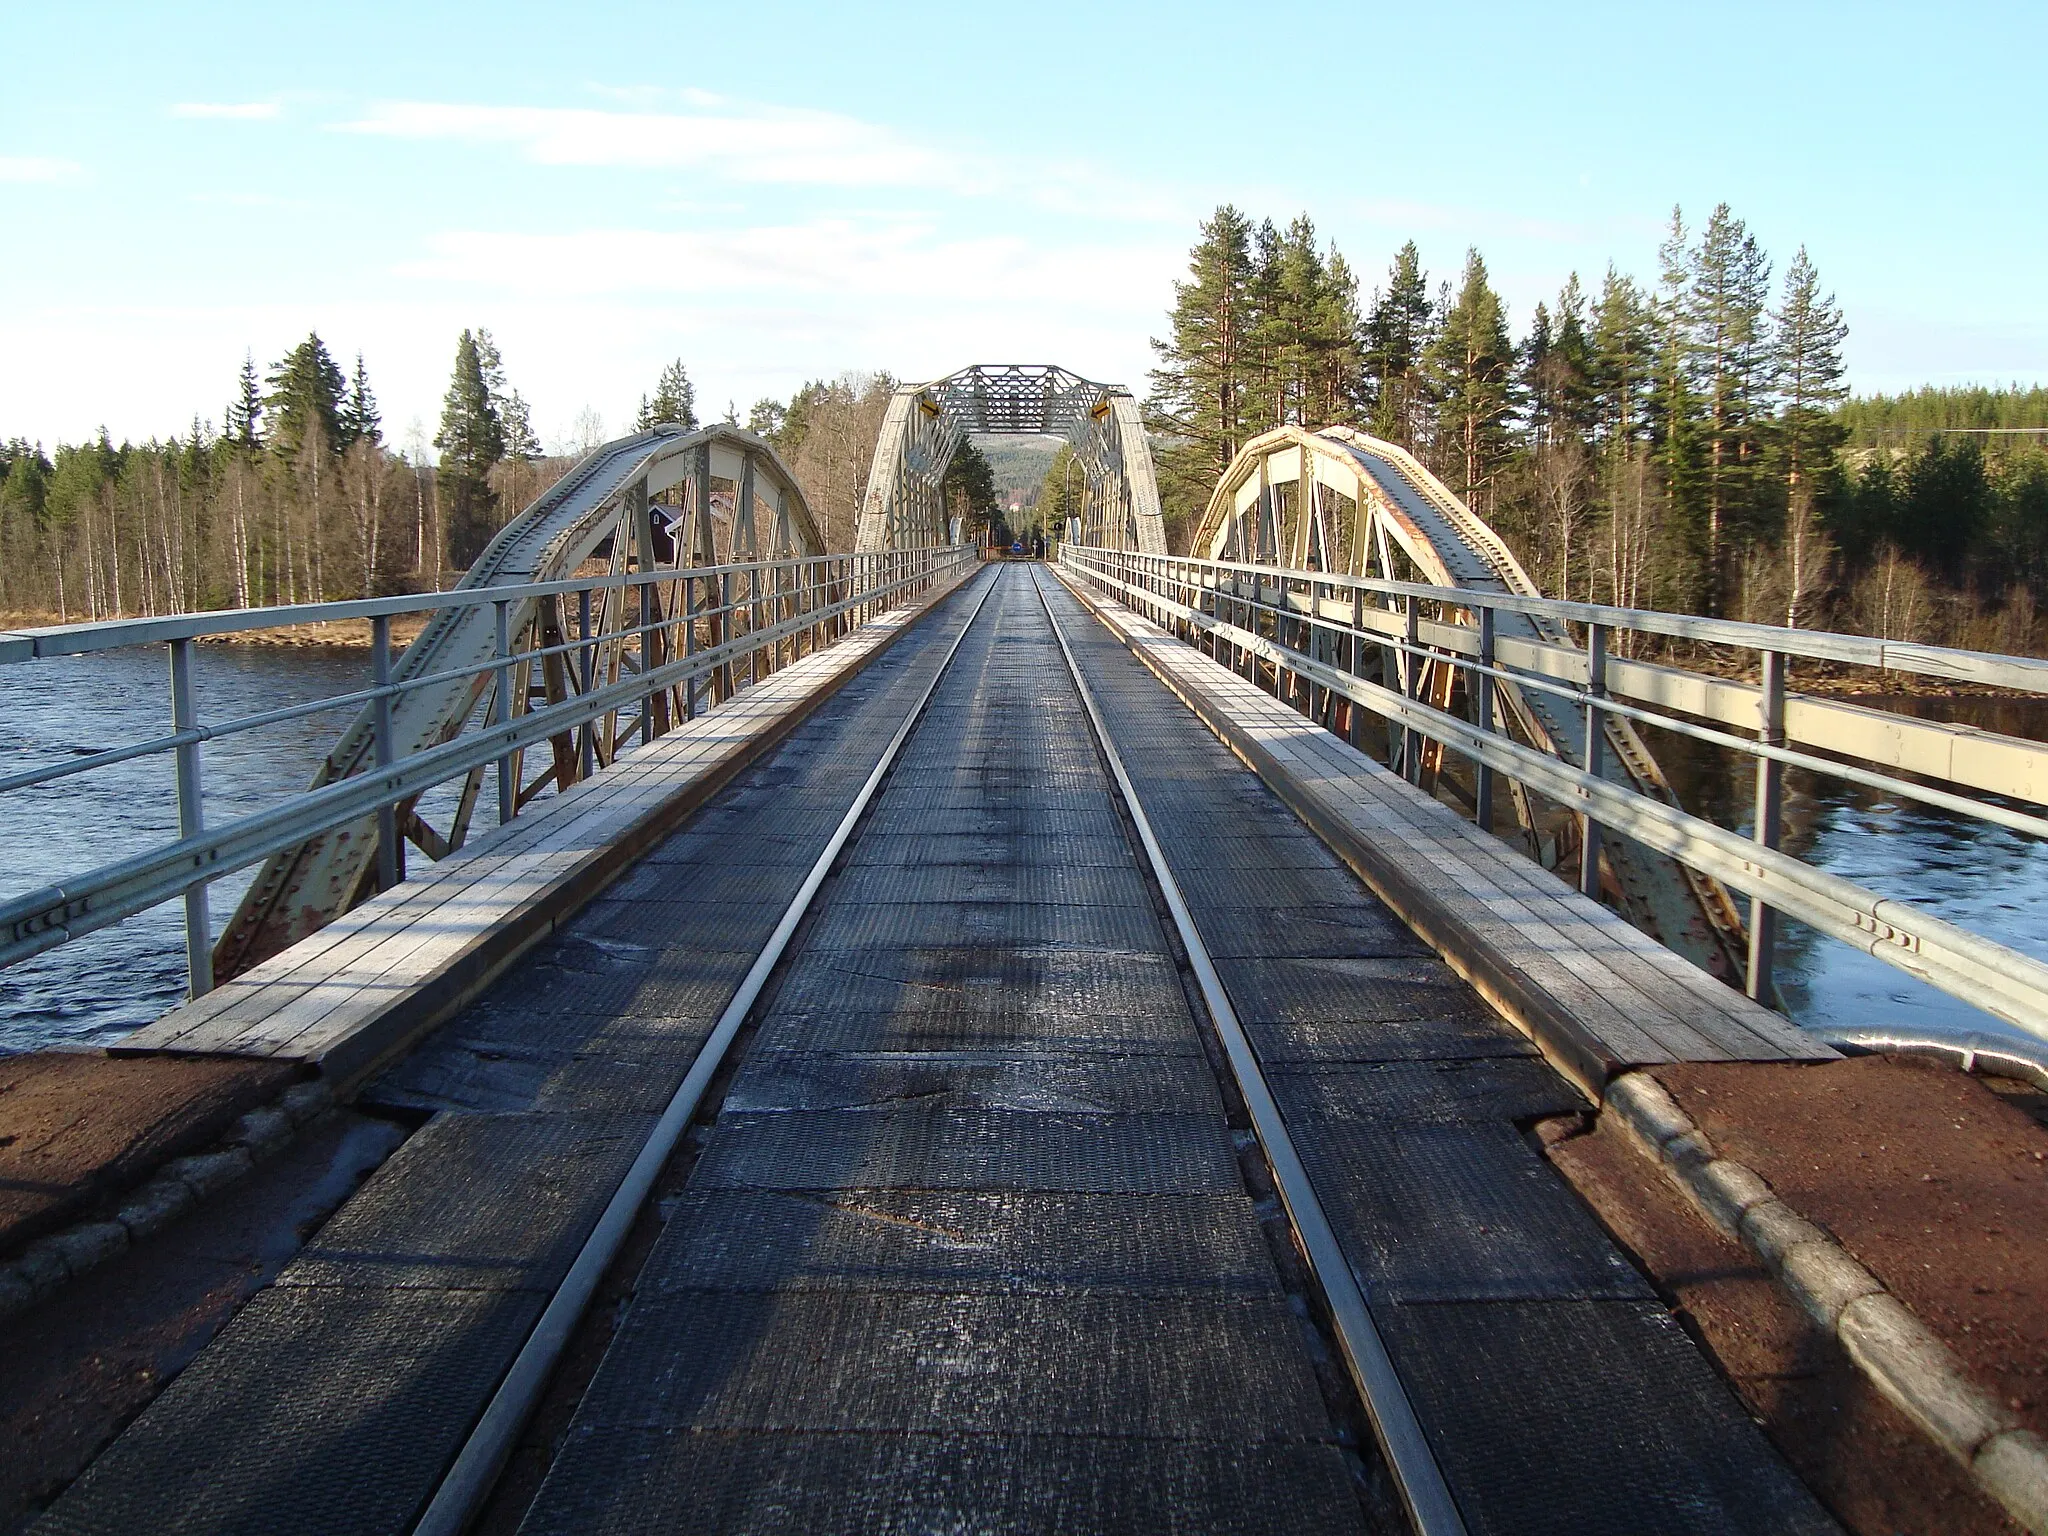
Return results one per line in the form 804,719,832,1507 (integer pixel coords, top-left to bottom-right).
1060,543,2048,1050
0,546,975,996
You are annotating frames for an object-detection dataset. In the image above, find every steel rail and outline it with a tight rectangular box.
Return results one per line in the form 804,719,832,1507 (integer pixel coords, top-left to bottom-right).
0,553,973,971
1102,560,2048,845
410,565,1000,1536
1062,555,2048,1043
1028,565,1470,1536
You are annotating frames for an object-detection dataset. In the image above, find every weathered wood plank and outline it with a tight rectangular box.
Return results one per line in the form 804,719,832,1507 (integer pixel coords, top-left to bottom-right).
115,573,975,1086
1060,573,1833,1088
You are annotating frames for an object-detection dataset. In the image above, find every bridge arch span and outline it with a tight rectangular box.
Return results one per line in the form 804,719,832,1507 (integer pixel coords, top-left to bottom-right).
855,364,1168,553
216,423,827,978
1190,424,1750,982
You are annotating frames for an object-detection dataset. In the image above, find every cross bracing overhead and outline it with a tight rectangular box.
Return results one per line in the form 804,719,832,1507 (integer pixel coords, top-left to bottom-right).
855,364,1168,554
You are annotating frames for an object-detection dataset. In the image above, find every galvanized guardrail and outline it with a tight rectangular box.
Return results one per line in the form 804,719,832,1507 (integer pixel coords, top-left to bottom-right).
1061,543,2048,1048
0,546,974,993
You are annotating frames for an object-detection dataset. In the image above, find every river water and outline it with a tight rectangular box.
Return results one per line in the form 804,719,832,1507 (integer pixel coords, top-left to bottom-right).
2,647,2044,1056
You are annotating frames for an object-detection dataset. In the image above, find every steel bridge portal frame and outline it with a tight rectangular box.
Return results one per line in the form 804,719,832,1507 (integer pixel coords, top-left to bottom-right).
854,364,1169,554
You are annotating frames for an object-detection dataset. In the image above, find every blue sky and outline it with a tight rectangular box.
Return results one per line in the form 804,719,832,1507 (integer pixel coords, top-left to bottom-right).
4,0,2044,453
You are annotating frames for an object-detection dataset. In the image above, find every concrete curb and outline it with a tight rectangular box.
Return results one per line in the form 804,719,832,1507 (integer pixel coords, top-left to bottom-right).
1606,1069,2048,1536
0,1080,334,1323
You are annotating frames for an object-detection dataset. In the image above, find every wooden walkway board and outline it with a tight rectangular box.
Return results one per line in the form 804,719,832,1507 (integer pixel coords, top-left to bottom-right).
116,573,975,1087
1060,574,1832,1089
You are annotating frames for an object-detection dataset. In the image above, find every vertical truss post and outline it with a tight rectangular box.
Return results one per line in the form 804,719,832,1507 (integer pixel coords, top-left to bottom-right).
1401,594,1421,781
578,587,595,781
495,600,515,824
1580,622,1607,900
1348,581,1367,751
168,638,212,998
1748,650,1787,1001
684,575,699,720
637,579,654,745
372,614,401,892
1475,606,1497,834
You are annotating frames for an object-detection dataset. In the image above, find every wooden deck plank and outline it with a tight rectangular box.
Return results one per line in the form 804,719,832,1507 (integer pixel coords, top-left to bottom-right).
1058,573,1833,1089
115,573,975,1086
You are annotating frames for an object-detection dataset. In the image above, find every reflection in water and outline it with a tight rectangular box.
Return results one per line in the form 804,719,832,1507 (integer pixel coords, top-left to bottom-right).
0,644,470,1053
1642,695,2048,1051
3,650,2046,1059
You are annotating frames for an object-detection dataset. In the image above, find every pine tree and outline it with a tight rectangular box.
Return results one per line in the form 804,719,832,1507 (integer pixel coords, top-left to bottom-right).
1147,205,1260,542
1651,208,1708,607
435,329,506,567
1687,203,1773,609
225,352,263,449
638,359,698,430
1426,249,1514,512
1773,248,1848,502
1365,242,1433,448
1773,248,1848,627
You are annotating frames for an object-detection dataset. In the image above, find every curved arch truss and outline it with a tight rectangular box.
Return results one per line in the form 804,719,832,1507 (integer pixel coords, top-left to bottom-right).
216,423,827,979
855,364,1167,553
1192,424,1750,981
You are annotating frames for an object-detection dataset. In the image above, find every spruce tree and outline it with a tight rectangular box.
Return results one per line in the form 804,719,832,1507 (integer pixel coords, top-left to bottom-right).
339,353,381,449
435,329,506,567
1426,249,1514,511
264,333,345,458
1147,205,1259,540
638,359,699,430
1364,242,1433,448
1589,268,1652,451
225,352,263,449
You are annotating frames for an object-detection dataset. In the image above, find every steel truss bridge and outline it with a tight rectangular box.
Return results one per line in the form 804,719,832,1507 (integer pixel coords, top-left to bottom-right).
856,364,1168,552
5,369,2048,1536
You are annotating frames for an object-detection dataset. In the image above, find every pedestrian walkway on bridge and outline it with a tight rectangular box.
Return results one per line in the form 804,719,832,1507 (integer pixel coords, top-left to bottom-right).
30,564,1836,1536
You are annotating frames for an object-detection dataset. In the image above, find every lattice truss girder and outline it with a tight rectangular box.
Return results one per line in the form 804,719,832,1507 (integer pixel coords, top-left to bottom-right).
855,364,1167,554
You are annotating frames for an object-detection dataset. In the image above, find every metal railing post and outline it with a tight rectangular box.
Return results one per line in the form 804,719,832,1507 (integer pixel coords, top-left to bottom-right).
372,614,401,891
1475,606,1496,833
168,638,212,998
495,600,515,824
1580,622,1607,900
1748,649,1787,1001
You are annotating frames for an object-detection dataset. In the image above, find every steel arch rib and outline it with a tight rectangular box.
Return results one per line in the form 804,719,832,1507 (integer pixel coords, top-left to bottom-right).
1191,425,1749,981
214,424,824,980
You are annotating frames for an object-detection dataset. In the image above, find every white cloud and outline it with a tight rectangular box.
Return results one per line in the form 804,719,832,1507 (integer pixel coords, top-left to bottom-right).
393,219,1179,308
340,99,975,192
171,101,282,120
0,155,82,184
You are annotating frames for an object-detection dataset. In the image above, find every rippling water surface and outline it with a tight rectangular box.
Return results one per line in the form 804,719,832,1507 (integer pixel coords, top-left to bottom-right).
2,647,2044,1056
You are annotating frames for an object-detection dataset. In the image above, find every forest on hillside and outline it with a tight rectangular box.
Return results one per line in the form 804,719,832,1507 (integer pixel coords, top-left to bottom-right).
1141,204,2048,653
3,203,2044,655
